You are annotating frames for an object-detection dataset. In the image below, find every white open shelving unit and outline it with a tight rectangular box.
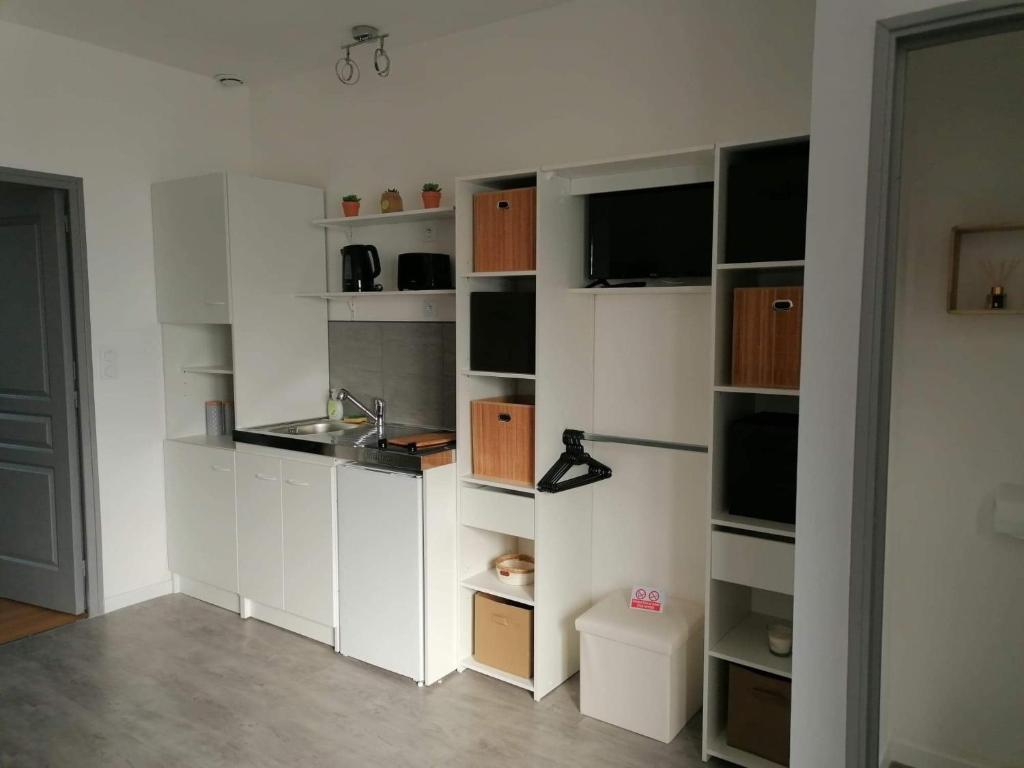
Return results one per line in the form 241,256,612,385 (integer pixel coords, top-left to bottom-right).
311,202,456,322
702,135,808,768
454,166,595,702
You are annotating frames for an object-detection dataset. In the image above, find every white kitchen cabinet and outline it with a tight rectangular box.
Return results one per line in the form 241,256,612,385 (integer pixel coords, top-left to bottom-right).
164,439,237,594
236,451,284,610
226,175,328,429
282,458,336,628
153,172,328,431
235,448,338,642
152,174,231,324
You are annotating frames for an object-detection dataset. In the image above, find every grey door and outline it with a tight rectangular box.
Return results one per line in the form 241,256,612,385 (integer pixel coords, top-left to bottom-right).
0,181,85,614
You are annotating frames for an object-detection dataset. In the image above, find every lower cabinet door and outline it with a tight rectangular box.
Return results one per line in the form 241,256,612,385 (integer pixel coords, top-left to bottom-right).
165,441,237,593
236,452,284,609
281,459,335,627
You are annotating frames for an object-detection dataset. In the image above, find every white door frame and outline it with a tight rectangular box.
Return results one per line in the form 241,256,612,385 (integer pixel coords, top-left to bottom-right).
0,165,104,616
848,2,1024,765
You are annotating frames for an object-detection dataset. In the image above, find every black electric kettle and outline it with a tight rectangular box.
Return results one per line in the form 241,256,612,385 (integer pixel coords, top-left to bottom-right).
341,244,382,292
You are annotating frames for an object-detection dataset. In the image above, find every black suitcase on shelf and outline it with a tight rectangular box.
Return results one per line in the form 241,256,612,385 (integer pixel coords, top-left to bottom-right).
726,412,798,523
470,292,536,375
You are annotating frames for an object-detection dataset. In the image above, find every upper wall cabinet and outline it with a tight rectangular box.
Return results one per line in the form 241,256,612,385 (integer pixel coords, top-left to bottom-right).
153,172,328,429
153,173,231,324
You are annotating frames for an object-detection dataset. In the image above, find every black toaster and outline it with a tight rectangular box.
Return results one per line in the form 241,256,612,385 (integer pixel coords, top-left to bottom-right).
397,252,453,291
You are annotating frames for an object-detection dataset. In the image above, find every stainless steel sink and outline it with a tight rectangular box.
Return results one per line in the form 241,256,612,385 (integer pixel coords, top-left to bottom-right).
271,420,359,436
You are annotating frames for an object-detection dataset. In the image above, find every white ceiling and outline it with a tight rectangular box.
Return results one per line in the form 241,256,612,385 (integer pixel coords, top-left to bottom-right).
0,0,570,83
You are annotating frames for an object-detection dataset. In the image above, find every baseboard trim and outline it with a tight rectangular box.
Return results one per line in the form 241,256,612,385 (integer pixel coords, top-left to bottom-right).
172,574,241,613
242,597,335,647
887,739,996,768
102,578,173,613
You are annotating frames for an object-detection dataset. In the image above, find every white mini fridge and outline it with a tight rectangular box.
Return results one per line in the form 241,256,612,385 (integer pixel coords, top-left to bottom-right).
337,463,424,682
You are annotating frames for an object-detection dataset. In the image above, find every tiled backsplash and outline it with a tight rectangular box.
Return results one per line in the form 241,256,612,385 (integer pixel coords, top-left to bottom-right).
328,322,456,429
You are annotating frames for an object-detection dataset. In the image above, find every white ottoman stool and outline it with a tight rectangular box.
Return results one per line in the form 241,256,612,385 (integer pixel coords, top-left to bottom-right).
574,590,704,743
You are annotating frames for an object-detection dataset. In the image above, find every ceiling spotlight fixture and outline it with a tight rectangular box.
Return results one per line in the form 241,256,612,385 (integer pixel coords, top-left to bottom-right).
335,25,390,85
214,73,246,87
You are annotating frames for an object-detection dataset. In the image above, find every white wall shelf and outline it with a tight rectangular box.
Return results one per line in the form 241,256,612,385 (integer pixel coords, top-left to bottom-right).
461,657,534,692
182,364,234,375
461,569,535,606
461,474,536,495
464,270,537,278
706,730,787,768
716,260,805,271
708,613,792,678
569,285,711,295
545,146,715,195
296,290,455,299
712,511,796,540
714,385,800,397
461,369,537,381
312,207,454,229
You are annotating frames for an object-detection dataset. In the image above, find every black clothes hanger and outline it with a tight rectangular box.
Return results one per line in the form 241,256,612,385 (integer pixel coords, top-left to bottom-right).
537,430,612,493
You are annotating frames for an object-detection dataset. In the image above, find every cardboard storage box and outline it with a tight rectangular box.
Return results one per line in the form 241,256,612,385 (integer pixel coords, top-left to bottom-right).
471,396,535,486
732,286,803,389
473,187,536,272
727,663,791,765
473,592,533,678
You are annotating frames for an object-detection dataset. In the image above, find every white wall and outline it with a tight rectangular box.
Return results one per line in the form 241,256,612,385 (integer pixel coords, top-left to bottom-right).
881,31,1024,768
249,0,814,199
0,21,251,609
793,1,994,766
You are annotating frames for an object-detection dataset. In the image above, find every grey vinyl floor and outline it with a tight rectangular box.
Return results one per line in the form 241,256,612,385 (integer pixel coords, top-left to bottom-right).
0,594,721,767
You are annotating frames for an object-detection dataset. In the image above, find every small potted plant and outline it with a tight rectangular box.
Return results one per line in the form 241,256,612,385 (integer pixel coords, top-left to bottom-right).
421,182,442,209
341,194,361,217
380,188,403,213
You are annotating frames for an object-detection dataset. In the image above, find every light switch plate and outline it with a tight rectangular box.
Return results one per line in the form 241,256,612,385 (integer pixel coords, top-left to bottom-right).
99,346,118,380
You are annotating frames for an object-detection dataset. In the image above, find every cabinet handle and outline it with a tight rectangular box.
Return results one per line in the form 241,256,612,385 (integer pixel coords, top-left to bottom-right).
772,299,794,312
205,300,228,306
254,472,278,482
210,464,232,473
285,479,310,487
497,200,510,209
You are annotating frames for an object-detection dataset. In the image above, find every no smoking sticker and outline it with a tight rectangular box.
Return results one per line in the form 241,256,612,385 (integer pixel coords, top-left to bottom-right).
629,585,663,613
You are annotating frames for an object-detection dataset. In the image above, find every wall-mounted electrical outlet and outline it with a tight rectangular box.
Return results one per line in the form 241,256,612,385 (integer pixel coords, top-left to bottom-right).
423,225,436,243
423,302,435,319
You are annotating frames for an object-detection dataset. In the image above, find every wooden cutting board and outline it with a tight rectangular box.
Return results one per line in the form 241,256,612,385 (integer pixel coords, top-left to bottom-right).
388,432,455,449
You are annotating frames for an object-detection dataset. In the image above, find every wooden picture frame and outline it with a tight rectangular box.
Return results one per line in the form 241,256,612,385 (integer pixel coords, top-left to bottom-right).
947,223,1024,314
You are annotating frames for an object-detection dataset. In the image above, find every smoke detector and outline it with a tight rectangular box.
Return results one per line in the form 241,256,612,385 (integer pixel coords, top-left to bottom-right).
214,74,246,87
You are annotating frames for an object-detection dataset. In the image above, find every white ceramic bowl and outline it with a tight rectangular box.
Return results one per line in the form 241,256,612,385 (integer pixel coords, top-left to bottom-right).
494,553,535,586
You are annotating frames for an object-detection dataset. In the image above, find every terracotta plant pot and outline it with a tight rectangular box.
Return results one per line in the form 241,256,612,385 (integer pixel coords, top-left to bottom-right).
421,190,442,209
341,200,360,217
380,190,403,213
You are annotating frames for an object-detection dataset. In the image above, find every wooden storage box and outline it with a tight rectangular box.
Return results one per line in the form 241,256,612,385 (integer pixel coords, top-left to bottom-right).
474,592,533,678
731,286,803,390
471,396,535,486
473,187,536,272
727,664,791,765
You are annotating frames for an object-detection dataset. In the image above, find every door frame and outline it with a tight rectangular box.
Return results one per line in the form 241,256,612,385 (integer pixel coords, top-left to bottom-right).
0,165,104,616
847,2,1024,765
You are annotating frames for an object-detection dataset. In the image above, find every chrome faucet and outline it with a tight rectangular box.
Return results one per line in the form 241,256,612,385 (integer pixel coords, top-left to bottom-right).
338,388,387,444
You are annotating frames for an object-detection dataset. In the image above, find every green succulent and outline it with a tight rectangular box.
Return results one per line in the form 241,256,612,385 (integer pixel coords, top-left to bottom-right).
422,182,442,192
342,194,361,202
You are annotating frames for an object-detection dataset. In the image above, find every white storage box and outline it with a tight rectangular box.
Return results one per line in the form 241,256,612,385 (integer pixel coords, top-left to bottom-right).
574,590,704,743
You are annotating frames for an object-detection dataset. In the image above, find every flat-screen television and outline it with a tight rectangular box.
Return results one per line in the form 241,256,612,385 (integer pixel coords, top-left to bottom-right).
586,182,713,281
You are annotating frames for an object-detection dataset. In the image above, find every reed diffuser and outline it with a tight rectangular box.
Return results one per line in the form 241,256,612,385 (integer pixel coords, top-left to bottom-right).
982,257,1019,309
